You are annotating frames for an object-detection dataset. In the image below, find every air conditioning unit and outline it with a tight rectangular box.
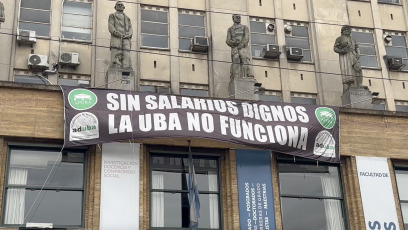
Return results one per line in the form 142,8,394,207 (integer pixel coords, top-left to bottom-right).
387,57,405,71
28,54,49,69
59,52,80,66
17,29,36,45
262,44,281,59
191,36,209,53
286,47,303,61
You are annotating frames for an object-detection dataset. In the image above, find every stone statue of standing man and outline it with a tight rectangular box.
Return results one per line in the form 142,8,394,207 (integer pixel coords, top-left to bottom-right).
226,14,254,79
109,1,132,69
0,1,5,25
334,25,366,92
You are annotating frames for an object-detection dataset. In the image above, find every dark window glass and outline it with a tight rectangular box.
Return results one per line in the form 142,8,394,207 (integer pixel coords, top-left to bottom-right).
396,105,408,112
140,85,156,92
150,153,220,229
250,20,276,58
14,76,47,84
350,31,378,68
395,169,408,228
179,26,205,38
178,12,206,51
278,161,346,230
386,47,408,58
21,190,83,226
250,21,266,33
291,26,308,37
141,9,169,48
373,103,386,111
141,22,169,36
286,37,309,49
180,89,209,97
19,22,50,37
291,97,316,105
63,2,92,15
352,32,375,43
179,14,204,27
21,0,51,10
378,0,399,3
20,9,50,23
360,56,379,68
4,148,86,227
259,94,282,102
141,10,168,23
19,0,51,37
61,2,92,41
141,35,169,49
281,198,345,230
251,34,275,45
391,35,407,47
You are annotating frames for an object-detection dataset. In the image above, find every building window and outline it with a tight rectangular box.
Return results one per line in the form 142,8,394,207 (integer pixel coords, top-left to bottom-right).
250,18,276,58
19,0,51,37
278,159,346,230
285,23,312,62
180,84,209,97
259,90,282,102
396,101,408,112
378,0,399,3
14,75,48,85
395,167,408,229
385,33,408,71
373,100,386,111
61,1,92,41
179,10,206,51
291,93,317,105
351,29,378,68
150,150,220,229
3,147,86,227
141,6,169,49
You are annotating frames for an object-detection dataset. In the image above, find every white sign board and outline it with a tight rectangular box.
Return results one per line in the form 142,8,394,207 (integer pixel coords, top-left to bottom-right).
100,143,140,230
356,156,400,230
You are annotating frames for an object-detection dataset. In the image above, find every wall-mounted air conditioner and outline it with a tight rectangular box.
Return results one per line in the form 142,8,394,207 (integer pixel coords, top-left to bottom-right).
262,44,281,59
386,57,405,71
28,54,49,69
59,52,80,67
286,47,303,61
17,29,36,46
191,36,209,53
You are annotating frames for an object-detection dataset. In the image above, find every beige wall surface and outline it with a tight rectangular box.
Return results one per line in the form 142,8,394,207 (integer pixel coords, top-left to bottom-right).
347,1,374,28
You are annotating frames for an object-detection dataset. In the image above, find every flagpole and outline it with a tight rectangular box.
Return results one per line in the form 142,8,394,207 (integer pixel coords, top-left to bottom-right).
188,140,200,230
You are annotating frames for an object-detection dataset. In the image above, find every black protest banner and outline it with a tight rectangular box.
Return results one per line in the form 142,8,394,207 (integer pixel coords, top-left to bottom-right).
61,86,340,163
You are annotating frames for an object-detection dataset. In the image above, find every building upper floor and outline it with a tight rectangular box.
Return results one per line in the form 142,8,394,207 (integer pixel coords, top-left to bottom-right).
0,0,408,111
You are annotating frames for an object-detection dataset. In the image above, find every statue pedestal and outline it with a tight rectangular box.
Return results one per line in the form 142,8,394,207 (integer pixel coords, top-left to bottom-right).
106,67,135,90
228,77,259,100
342,87,373,109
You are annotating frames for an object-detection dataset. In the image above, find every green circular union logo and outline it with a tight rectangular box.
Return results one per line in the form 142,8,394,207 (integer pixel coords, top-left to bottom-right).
315,107,336,129
68,89,98,110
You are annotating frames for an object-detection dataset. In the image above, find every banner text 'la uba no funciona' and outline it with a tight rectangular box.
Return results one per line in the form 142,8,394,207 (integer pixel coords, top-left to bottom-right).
61,86,340,163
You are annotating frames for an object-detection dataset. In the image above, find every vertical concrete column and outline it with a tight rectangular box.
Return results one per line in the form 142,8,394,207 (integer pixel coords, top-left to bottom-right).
169,0,180,94
371,1,396,111
1,1,18,81
47,0,63,85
